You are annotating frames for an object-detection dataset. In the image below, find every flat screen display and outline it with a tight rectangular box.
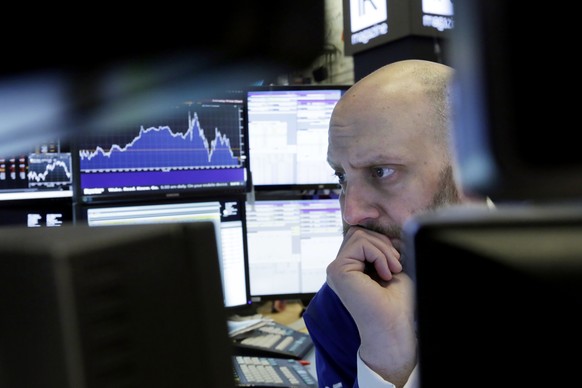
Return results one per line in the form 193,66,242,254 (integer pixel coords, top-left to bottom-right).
75,195,251,310
246,85,350,191
0,138,72,201
245,196,343,302
72,95,249,204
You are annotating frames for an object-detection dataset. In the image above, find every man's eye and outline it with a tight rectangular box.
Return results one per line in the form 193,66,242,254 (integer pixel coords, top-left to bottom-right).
334,172,346,184
373,167,394,178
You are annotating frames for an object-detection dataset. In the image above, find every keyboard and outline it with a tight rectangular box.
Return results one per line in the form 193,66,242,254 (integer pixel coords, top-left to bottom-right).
231,320,313,359
233,356,317,387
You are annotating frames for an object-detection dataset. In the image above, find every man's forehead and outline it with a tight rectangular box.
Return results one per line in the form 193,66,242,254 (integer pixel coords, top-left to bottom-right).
328,140,405,168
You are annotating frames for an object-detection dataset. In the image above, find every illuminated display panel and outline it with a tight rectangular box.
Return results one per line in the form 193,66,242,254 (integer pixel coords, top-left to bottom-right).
0,138,72,201
75,195,251,311
246,85,350,191
0,138,73,228
72,96,249,204
245,196,343,302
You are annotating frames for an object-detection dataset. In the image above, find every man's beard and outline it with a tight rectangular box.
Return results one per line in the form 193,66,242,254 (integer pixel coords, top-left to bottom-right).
342,165,462,239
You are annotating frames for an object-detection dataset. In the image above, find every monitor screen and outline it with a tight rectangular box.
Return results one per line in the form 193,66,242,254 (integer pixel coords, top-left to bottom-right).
0,221,236,388
75,196,251,310
0,197,73,227
404,204,582,386
246,85,350,191
0,138,72,201
245,196,343,302
71,95,249,204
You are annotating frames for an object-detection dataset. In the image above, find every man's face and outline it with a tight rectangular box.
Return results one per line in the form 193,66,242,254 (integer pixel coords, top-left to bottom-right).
339,165,462,240
327,95,462,253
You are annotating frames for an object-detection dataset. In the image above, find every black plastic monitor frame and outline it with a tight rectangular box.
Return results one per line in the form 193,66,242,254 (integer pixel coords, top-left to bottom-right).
404,204,582,386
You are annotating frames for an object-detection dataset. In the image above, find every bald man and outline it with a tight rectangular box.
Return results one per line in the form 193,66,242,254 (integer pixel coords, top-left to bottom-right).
303,60,484,388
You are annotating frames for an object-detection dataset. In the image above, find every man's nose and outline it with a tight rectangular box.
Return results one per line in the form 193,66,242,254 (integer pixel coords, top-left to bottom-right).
341,182,380,226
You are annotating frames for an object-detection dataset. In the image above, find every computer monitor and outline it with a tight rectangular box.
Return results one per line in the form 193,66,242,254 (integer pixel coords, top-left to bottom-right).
0,137,72,201
75,195,251,311
0,197,73,227
245,195,343,303
245,84,350,191
403,204,582,386
71,93,249,205
0,221,235,388
0,138,74,227
449,1,582,201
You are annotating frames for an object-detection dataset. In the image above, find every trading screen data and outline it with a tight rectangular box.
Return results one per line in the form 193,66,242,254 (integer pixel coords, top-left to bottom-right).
0,138,72,201
246,86,349,189
0,139,73,227
245,197,343,301
73,98,248,204
77,197,250,309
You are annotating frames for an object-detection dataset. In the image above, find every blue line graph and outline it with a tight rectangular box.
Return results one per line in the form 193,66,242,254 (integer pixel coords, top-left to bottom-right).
79,111,241,171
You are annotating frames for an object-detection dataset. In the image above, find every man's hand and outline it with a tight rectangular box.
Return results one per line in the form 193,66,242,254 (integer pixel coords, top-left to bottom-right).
326,226,417,387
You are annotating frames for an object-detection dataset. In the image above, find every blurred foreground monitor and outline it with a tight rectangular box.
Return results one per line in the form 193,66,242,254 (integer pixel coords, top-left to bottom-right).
450,1,582,202
405,204,582,386
0,221,235,388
